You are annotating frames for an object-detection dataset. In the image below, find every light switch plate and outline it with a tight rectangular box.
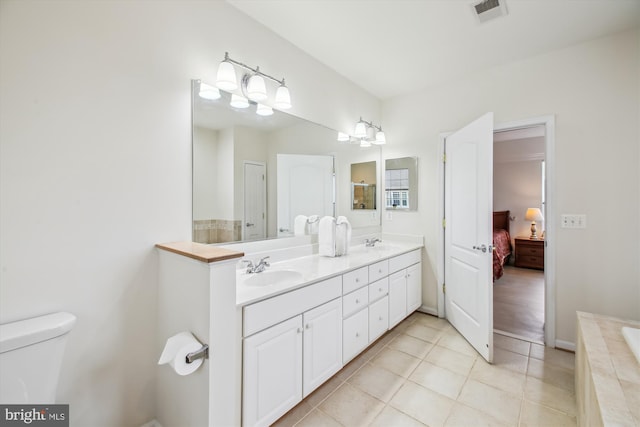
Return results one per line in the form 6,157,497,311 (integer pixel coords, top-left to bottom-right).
561,214,586,229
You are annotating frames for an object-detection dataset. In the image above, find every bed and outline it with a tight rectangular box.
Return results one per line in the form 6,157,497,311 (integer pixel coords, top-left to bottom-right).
493,210,512,281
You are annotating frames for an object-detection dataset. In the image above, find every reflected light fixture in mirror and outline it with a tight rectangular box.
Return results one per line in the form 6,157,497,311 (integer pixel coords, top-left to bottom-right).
198,82,221,100
230,94,249,109
215,52,292,109
256,104,273,116
337,117,387,147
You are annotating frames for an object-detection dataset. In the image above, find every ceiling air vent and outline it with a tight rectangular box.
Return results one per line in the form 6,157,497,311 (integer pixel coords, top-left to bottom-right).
471,0,508,23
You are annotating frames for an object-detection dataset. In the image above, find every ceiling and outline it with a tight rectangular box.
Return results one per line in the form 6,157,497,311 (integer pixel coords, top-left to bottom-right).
227,0,640,100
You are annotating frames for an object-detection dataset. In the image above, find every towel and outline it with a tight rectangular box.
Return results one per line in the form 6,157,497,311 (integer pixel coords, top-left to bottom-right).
335,216,352,256
318,216,336,257
307,215,320,234
294,215,308,235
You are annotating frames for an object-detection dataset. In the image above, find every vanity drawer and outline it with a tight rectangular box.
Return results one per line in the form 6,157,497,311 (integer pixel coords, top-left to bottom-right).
343,308,368,364
343,286,368,318
368,277,389,304
389,249,421,273
243,275,342,337
368,260,389,283
343,267,369,294
369,296,389,343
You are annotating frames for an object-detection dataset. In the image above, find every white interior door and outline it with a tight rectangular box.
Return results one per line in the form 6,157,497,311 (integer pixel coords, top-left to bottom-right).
244,162,266,241
444,112,494,362
277,154,334,236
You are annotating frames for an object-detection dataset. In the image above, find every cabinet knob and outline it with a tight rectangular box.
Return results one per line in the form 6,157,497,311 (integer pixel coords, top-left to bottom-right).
355,278,359,282
378,269,382,273
355,332,359,338
305,324,310,329
379,316,383,321
296,328,302,334
355,299,360,304
378,287,382,292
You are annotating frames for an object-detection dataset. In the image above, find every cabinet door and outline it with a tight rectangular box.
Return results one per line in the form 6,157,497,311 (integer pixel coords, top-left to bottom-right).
369,296,389,343
303,298,343,397
243,315,303,427
343,308,368,364
389,269,407,328
406,263,422,313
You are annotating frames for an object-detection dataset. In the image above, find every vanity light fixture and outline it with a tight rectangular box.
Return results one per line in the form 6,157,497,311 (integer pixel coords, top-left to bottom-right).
337,117,387,147
230,94,249,109
256,104,274,116
215,52,292,109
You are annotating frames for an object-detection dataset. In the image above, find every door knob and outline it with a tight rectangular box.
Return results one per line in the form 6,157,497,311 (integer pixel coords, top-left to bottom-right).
473,244,487,253
246,222,255,227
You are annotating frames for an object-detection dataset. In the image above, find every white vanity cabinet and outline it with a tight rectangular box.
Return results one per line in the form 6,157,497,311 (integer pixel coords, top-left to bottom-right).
242,277,342,427
388,250,422,328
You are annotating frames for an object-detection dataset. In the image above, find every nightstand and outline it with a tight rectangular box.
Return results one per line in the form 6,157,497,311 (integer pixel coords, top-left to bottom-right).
514,237,545,270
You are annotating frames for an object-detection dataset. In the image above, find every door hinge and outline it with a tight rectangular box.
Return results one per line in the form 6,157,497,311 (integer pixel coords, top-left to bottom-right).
262,174,265,181
442,153,446,163
443,283,446,294
442,218,446,228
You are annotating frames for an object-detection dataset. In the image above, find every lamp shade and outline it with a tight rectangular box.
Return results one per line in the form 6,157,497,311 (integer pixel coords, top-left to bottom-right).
337,132,350,142
354,121,367,138
525,208,544,222
274,84,292,109
216,60,238,91
198,82,221,100
230,94,249,109
374,130,386,144
256,104,273,116
359,139,371,148
246,74,267,101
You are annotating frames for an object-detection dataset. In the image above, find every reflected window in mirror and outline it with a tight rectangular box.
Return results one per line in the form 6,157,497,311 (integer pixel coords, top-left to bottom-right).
385,157,418,211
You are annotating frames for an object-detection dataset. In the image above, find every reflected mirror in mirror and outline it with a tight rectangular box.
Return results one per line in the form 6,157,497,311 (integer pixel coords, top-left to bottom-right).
192,80,382,244
351,161,377,210
385,156,418,211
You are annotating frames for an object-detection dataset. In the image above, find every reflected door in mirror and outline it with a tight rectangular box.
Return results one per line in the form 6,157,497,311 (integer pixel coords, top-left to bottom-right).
244,162,266,241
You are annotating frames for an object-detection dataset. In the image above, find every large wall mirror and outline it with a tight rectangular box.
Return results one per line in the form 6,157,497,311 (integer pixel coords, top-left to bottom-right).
384,156,418,211
192,80,382,244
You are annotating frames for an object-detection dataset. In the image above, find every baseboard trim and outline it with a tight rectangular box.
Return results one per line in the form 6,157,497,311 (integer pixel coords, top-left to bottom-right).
555,339,576,352
494,329,544,345
418,305,438,316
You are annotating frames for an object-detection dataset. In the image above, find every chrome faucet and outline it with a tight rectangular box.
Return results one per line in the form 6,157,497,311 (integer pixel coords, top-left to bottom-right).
364,238,382,247
243,256,270,273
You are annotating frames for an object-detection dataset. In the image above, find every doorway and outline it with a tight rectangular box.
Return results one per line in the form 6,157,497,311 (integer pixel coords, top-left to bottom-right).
493,126,546,344
438,115,556,350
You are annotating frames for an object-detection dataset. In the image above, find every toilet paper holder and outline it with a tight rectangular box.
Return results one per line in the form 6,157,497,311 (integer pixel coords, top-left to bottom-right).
185,344,209,364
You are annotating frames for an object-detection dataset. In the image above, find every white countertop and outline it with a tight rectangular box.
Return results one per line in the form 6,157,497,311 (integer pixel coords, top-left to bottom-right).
236,240,423,307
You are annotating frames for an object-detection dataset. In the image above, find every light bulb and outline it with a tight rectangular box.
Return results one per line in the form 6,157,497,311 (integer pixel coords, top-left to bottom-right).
256,104,273,116
354,121,367,138
230,94,249,109
374,130,386,145
246,74,267,101
360,139,371,148
198,82,221,100
216,60,238,91
274,83,292,109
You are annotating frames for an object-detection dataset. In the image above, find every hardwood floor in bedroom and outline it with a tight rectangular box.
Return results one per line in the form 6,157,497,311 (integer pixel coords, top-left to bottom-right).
494,265,545,343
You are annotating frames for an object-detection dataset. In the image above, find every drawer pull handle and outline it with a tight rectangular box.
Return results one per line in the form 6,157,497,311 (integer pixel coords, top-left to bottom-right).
355,278,359,282
355,299,360,304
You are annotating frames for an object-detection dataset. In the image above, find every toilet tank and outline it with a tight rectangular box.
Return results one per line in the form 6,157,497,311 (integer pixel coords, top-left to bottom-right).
0,312,76,404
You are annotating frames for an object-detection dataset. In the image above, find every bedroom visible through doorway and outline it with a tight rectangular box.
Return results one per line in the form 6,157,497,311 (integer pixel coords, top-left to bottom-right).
492,125,546,344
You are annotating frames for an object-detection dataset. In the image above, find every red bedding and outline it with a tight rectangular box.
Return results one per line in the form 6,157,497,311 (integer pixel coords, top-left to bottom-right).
493,229,511,281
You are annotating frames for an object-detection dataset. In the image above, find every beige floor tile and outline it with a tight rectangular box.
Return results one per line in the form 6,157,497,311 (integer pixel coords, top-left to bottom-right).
319,383,385,427
404,322,443,343
457,379,522,425
348,362,405,403
295,409,342,427
370,347,421,378
438,331,479,357
527,357,575,392
524,376,577,417
388,333,434,359
304,374,344,408
621,380,640,424
493,347,529,374
444,402,510,427
425,345,476,376
529,343,575,371
412,314,450,330
493,333,531,356
370,405,427,427
409,360,467,399
519,400,577,426
272,400,314,427
390,381,456,427
470,358,526,395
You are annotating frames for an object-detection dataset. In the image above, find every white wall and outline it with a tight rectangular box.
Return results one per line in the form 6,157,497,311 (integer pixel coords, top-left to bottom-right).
0,1,379,426
382,29,640,345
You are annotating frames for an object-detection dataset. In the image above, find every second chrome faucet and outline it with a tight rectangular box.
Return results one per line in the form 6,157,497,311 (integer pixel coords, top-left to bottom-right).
243,256,270,273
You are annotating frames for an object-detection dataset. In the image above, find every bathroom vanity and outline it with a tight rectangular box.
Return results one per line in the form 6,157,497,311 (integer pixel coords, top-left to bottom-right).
156,237,423,427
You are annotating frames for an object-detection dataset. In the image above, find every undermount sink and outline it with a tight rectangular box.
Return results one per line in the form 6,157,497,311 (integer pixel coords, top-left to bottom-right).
243,269,303,287
622,326,640,364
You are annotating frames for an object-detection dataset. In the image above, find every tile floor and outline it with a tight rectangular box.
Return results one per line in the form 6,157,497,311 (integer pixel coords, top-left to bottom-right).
273,312,577,427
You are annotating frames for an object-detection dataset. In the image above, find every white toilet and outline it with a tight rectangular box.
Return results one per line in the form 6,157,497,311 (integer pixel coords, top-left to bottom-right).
0,312,76,403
